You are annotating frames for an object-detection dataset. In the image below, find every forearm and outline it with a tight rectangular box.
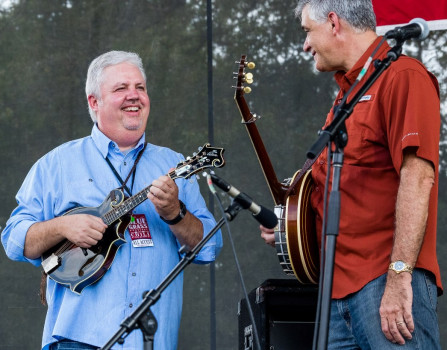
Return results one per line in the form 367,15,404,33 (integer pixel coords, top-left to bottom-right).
24,217,67,260
390,152,434,266
379,152,435,344
24,214,107,260
169,212,204,250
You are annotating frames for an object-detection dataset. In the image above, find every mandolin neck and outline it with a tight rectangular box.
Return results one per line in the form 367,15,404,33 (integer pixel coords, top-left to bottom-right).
102,166,186,225
100,143,227,225
101,186,148,225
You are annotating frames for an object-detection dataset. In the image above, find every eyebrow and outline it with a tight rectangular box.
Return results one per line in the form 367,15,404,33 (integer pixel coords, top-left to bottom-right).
111,81,145,88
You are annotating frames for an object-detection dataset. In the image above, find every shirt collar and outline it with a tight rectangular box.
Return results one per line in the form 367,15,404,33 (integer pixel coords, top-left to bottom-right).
91,124,146,158
334,36,390,91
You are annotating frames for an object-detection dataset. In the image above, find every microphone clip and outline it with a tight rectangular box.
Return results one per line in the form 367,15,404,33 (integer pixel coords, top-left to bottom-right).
224,200,244,222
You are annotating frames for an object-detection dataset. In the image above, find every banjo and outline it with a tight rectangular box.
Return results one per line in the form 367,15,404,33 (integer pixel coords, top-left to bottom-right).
233,55,319,284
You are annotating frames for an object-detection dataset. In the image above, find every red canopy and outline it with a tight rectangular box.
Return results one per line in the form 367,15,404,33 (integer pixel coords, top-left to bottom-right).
372,0,447,32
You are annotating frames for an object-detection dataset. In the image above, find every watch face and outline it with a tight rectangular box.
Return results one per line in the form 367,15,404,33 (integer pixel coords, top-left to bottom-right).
394,261,404,270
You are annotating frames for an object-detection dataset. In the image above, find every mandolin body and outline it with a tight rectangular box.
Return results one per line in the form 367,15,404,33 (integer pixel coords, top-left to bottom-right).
41,189,129,294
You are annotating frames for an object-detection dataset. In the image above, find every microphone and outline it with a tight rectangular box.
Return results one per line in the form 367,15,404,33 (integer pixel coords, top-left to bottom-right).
210,174,278,229
385,18,429,41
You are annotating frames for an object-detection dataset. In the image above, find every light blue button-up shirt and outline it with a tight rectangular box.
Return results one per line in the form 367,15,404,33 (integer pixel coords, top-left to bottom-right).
2,125,222,350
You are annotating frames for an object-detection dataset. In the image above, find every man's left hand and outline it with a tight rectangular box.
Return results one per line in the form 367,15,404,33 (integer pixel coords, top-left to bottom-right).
379,272,414,345
148,174,180,219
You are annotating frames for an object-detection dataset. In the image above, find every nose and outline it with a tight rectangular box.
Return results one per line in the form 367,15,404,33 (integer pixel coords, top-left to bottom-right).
303,37,311,52
126,87,139,101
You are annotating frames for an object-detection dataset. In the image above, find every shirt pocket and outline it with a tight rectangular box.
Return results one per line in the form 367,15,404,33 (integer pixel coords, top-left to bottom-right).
343,130,365,164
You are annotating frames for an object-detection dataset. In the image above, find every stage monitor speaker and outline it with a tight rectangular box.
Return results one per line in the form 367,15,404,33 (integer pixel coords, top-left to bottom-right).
238,279,318,350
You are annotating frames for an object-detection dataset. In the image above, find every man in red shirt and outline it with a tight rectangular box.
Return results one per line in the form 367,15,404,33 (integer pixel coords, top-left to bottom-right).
260,0,442,348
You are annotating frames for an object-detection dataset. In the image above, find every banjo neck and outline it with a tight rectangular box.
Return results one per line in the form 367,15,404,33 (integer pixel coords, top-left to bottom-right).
233,55,289,205
233,55,319,285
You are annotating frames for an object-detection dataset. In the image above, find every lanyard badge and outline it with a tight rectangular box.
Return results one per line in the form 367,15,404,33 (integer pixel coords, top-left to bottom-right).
128,214,154,247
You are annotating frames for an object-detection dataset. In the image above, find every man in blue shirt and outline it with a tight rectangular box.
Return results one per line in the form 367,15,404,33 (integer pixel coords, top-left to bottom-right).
2,50,222,350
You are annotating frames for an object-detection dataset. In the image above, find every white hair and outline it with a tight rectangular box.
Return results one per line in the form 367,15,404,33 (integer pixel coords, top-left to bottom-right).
85,51,147,123
295,0,376,32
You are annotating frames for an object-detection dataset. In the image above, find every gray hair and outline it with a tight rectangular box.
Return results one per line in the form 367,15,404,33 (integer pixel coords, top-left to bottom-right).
85,50,147,123
295,0,376,32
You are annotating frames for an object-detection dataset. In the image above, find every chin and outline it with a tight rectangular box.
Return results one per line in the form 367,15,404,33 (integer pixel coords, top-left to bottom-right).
123,118,146,131
314,61,326,71
125,124,143,131
316,65,334,73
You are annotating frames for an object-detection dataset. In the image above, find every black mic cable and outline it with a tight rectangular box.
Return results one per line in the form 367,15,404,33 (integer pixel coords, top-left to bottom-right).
205,173,262,350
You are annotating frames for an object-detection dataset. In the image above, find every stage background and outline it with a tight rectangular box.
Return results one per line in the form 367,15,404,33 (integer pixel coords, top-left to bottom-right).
0,1,446,349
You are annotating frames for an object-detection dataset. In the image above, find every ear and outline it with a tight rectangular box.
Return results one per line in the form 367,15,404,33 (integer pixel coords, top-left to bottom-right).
327,11,341,35
87,94,99,112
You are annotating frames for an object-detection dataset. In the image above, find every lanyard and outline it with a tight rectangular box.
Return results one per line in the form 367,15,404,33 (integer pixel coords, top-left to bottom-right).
105,143,147,196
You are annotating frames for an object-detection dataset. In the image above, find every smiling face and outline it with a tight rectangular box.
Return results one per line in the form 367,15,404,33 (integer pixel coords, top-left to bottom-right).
88,62,150,150
301,5,343,72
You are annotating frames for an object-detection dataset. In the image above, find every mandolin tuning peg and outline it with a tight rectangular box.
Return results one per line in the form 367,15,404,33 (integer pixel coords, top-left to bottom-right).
245,78,254,84
243,86,252,94
246,62,255,69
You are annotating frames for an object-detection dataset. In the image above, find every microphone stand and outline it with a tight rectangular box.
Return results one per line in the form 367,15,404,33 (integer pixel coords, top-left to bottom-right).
99,201,244,350
308,39,406,350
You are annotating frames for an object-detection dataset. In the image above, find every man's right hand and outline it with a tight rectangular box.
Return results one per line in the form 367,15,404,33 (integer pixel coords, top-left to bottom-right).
61,214,107,248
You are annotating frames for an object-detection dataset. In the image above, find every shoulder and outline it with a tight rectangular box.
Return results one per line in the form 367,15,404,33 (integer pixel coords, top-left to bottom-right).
389,56,438,86
144,143,184,162
382,55,439,97
34,136,94,167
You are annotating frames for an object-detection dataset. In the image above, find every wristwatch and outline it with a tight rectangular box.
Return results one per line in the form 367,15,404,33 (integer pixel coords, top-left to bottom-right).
388,260,413,274
160,200,187,225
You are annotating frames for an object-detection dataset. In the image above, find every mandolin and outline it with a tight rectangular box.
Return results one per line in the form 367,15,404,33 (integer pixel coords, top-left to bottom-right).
234,55,319,284
41,143,225,294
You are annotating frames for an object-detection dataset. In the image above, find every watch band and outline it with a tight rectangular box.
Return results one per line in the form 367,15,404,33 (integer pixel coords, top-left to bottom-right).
160,200,187,225
388,260,413,274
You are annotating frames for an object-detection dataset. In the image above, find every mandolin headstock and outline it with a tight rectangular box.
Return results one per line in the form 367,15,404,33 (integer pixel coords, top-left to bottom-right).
171,143,225,180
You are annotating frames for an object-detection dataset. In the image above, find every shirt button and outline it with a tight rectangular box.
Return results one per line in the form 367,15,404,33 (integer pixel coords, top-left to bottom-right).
319,160,324,165
132,272,136,276
129,303,133,308
124,162,127,166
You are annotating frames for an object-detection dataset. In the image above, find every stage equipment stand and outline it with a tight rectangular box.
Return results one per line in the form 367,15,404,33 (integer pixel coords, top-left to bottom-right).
99,201,245,350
